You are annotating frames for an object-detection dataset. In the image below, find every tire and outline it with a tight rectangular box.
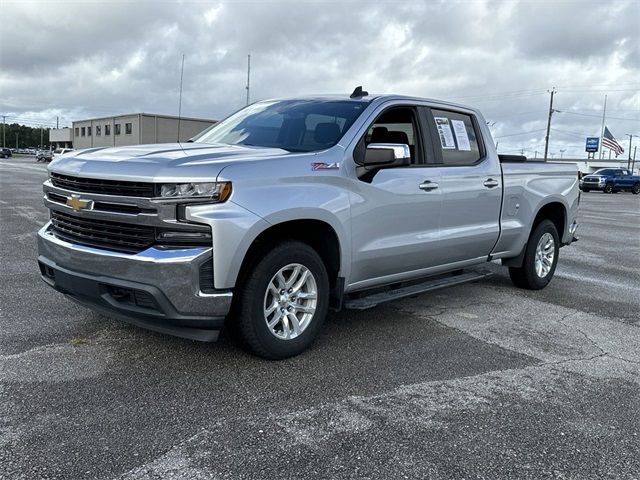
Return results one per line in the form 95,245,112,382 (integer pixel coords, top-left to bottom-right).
508,219,559,290
633,183,640,195
604,182,613,193
582,188,590,193
234,240,329,359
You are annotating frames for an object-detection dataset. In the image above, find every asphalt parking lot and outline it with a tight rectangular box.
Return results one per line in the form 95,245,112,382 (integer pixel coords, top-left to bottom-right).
1,156,639,480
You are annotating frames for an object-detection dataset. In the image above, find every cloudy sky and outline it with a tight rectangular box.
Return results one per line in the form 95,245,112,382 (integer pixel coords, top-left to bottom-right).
1,0,638,158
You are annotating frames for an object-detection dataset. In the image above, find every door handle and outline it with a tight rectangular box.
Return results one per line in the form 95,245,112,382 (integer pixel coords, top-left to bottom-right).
419,181,439,191
483,178,499,188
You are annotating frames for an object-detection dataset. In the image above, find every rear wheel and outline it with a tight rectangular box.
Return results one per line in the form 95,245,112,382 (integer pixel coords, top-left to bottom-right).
509,220,559,290
582,188,590,193
604,182,613,193
235,241,329,359
632,183,640,195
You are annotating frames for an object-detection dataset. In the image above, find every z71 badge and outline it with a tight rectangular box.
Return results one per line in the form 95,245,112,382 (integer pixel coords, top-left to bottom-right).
311,162,340,171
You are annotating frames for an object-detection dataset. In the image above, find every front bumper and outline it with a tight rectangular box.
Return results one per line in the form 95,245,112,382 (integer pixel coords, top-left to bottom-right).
581,181,604,190
37,223,232,341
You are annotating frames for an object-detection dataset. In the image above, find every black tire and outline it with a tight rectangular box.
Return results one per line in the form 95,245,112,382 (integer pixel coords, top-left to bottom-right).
604,182,613,193
508,219,559,290
582,188,590,193
234,241,329,359
632,183,640,195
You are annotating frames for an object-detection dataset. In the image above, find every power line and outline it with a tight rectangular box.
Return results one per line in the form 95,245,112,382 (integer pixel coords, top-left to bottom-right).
493,128,547,139
555,110,640,122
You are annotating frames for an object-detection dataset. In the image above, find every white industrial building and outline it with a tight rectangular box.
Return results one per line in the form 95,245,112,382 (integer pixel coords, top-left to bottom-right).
49,128,73,149
70,113,216,149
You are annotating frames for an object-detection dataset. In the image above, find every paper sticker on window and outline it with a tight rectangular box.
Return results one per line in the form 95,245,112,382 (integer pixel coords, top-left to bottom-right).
434,117,456,149
451,120,471,151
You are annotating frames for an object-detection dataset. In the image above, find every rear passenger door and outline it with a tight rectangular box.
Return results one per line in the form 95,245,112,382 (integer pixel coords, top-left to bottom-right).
425,107,502,264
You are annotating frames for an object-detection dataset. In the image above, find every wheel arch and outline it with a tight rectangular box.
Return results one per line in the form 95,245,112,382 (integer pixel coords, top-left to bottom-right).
235,218,344,298
503,200,567,268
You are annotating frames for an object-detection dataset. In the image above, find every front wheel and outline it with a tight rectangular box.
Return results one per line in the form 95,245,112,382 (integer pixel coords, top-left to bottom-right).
632,183,640,195
604,182,614,193
234,241,329,359
582,188,590,193
509,220,559,290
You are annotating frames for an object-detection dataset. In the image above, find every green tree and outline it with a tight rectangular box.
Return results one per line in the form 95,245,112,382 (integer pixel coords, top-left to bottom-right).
1,123,50,149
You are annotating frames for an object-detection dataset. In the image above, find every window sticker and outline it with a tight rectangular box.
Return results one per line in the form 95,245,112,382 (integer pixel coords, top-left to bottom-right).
434,117,456,149
451,120,471,151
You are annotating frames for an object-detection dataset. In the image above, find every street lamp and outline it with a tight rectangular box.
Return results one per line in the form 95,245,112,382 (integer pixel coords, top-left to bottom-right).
559,149,566,159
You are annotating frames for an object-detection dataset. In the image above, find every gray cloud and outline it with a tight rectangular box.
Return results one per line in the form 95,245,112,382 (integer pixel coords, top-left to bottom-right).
1,0,638,157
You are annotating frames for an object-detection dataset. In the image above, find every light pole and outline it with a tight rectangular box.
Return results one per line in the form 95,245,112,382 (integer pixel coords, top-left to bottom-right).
559,149,566,159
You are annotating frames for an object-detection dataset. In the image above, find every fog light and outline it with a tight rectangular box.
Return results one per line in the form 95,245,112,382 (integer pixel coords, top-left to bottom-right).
156,230,212,241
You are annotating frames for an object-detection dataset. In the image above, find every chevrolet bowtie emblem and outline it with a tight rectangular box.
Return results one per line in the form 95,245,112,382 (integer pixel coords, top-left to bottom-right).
66,194,93,211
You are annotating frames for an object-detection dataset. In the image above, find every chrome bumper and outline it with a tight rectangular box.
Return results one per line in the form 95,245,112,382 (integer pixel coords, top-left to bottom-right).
37,223,232,341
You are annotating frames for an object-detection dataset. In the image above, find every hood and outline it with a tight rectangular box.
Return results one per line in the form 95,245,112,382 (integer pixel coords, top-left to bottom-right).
48,142,293,182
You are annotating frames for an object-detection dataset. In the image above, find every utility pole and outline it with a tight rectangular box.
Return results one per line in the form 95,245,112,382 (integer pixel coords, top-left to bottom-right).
632,146,637,174
543,87,556,161
560,149,566,159
245,54,251,106
177,53,185,142
626,134,633,169
15,133,18,149
1,115,5,148
40,126,43,148
534,150,538,159
56,116,59,129
599,94,607,159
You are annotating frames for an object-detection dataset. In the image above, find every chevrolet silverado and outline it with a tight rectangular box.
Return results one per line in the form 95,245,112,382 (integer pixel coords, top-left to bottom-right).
37,89,580,359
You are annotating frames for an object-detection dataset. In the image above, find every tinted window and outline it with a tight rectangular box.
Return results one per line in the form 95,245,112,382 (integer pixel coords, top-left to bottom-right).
430,109,481,166
593,169,614,175
193,100,368,152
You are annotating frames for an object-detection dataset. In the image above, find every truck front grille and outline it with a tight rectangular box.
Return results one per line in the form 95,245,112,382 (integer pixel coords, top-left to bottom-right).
50,172,155,198
50,210,155,254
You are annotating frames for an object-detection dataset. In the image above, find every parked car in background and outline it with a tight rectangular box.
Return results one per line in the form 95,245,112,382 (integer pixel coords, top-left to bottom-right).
52,148,74,161
581,168,640,194
36,150,53,162
0,148,12,158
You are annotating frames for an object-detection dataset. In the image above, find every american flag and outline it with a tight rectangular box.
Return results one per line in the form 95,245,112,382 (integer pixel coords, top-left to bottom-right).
602,126,624,156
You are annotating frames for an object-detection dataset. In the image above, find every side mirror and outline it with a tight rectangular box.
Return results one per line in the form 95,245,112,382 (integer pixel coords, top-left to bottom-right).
363,143,411,169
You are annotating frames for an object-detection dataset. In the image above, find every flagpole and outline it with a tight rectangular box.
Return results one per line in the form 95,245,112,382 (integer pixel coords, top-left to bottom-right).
599,94,607,159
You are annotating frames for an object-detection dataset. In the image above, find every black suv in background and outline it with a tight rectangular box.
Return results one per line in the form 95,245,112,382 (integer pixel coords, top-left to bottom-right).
0,148,12,158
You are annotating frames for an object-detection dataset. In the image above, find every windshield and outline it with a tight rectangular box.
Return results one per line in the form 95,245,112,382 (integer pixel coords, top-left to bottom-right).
193,99,369,152
592,169,613,175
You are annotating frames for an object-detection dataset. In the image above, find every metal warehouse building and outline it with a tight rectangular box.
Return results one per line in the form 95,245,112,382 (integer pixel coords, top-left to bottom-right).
72,113,217,149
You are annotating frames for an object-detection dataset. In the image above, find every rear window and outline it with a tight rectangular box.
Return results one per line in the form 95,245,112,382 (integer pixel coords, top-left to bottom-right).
430,109,482,166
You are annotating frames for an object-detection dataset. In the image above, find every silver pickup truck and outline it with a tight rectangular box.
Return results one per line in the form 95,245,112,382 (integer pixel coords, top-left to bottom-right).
37,90,579,359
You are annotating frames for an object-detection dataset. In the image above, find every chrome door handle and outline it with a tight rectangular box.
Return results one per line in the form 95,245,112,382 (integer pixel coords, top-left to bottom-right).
419,181,439,191
483,178,499,188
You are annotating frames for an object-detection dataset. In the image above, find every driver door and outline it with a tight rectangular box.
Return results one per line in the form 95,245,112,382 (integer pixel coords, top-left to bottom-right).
348,105,444,290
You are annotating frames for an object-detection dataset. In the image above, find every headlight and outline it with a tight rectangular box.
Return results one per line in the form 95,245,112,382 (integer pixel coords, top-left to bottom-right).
158,181,232,201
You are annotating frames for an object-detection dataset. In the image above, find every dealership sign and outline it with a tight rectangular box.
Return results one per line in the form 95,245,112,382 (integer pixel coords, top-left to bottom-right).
585,137,600,153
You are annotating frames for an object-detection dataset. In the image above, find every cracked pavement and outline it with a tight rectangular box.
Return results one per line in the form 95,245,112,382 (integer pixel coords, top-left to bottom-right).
1,157,639,479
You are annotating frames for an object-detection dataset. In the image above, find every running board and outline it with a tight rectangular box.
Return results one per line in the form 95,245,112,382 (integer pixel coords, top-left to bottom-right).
343,269,493,310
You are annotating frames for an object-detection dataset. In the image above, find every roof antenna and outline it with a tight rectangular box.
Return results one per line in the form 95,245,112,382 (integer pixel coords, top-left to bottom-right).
350,86,368,98
177,53,185,143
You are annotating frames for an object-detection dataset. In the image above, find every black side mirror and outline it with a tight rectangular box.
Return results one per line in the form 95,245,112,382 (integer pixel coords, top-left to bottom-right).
363,143,411,169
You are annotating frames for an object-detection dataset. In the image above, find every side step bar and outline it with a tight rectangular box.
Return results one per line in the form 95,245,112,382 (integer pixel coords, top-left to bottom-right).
343,269,492,310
